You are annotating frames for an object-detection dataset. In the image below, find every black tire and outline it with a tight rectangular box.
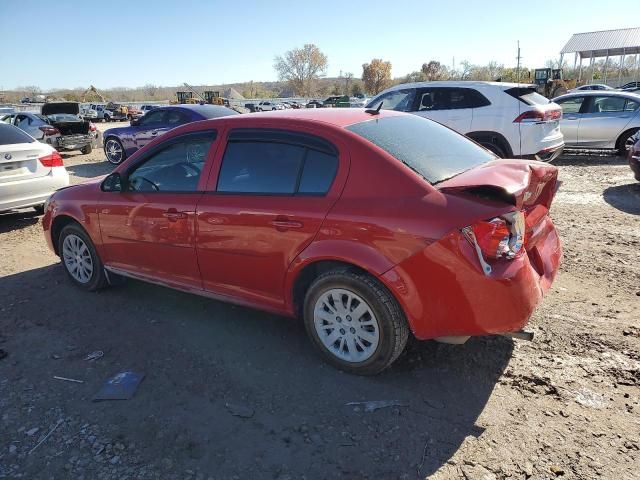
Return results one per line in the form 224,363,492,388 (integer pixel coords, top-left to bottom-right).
80,144,92,155
33,204,45,215
303,269,409,375
104,115,111,122
480,141,506,158
617,128,639,156
104,137,126,165
58,223,108,291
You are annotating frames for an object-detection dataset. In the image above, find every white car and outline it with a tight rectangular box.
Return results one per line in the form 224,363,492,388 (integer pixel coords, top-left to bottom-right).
139,105,160,115
568,84,614,92
366,81,565,161
0,123,69,213
256,101,284,111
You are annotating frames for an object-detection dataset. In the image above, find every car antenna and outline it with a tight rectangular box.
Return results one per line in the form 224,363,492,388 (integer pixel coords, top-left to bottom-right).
365,102,383,115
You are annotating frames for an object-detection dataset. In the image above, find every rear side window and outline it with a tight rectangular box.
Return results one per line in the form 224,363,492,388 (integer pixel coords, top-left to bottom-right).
505,87,550,106
0,124,35,145
347,115,494,184
416,88,490,111
217,130,338,195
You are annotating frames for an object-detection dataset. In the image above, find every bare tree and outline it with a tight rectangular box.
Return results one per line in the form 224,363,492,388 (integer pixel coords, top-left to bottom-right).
362,59,392,94
274,44,328,96
421,61,448,80
344,72,354,95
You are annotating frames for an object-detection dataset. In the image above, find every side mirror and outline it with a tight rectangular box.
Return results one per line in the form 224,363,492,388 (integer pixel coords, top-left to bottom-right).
101,172,124,192
130,118,140,126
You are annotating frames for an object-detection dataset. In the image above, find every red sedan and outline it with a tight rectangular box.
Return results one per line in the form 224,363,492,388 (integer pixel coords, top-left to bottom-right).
42,109,562,375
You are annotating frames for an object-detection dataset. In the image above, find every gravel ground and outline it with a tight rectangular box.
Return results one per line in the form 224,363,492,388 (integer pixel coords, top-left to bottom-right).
0,130,639,479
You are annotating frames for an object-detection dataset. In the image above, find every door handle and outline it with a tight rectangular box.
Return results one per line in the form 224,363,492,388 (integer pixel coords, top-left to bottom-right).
162,208,188,221
270,217,303,230
151,130,158,136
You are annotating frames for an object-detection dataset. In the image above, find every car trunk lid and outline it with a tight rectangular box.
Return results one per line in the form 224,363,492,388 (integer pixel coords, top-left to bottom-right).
437,159,558,210
0,143,52,184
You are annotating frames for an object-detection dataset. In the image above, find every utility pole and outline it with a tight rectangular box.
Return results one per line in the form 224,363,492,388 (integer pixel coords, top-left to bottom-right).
516,41,522,84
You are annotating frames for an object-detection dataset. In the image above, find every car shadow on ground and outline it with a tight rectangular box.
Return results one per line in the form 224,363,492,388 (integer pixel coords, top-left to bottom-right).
0,209,40,233
64,160,114,179
0,264,514,478
603,182,640,215
554,151,625,166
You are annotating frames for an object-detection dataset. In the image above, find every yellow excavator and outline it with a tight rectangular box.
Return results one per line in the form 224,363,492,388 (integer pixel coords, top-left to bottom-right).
533,69,578,98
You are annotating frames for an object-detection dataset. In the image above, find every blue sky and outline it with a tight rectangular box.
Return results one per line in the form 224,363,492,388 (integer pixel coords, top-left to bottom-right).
1,0,637,90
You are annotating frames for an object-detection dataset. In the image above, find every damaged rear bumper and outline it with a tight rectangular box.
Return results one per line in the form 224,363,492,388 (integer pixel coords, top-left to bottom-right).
49,134,93,151
380,223,562,341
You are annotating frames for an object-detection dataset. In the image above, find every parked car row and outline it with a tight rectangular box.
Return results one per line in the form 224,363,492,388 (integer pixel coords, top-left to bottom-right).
81,103,146,122
1,102,98,155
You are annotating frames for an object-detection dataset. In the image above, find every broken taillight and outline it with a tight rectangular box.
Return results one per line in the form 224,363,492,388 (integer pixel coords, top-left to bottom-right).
463,211,526,274
39,125,60,136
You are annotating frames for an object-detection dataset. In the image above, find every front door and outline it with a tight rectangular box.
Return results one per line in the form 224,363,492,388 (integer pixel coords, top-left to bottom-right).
196,128,346,309
577,95,640,147
98,130,218,288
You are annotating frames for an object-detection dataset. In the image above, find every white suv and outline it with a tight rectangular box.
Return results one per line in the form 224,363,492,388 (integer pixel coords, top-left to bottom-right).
366,81,564,161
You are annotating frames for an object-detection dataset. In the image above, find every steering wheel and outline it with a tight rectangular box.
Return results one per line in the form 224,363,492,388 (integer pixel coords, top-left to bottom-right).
131,177,159,192
175,162,201,176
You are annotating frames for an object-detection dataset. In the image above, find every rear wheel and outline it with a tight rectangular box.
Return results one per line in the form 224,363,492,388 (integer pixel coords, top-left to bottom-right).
303,269,409,375
58,224,108,291
33,204,45,215
104,138,125,164
479,140,506,158
617,128,639,156
80,144,92,155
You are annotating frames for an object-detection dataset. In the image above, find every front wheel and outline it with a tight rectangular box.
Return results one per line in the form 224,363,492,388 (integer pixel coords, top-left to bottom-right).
58,224,108,291
303,270,409,375
618,129,639,156
104,138,125,164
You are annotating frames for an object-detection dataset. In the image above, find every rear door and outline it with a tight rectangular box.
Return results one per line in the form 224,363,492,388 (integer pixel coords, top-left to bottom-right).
98,130,218,288
577,95,639,147
134,109,190,149
555,96,586,145
195,127,347,309
412,88,474,133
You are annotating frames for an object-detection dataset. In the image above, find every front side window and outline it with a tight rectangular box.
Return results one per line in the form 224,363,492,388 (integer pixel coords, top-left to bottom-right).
366,89,416,112
416,89,449,111
138,109,166,126
217,130,339,195
557,97,585,114
127,133,215,192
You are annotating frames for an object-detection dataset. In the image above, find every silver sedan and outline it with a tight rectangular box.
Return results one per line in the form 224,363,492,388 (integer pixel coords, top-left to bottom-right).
553,91,640,155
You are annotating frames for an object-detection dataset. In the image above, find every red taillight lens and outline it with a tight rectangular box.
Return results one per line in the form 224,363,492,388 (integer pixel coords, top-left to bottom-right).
39,151,64,168
472,219,511,259
89,122,96,132
39,125,60,136
469,212,525,261
513,110,544,123
514,108,562,123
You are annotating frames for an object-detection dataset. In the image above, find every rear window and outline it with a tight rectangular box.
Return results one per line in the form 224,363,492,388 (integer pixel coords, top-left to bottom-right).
347,115,494,184
505,87,550,106
0,124,35,145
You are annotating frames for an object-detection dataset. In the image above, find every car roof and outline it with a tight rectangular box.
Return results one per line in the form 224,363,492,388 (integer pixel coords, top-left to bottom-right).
161,104,238,118
555,90,640,99
219,107,405,128
377,80,535,94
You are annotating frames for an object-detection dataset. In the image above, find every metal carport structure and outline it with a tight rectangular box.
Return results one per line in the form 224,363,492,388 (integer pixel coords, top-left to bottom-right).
560,27,640,85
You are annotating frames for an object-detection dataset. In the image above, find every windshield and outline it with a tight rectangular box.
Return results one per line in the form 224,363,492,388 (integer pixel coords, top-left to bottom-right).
346,115,495,184
0,124,35,145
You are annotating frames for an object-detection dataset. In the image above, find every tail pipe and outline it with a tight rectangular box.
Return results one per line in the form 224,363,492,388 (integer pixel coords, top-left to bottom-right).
500,330,534,341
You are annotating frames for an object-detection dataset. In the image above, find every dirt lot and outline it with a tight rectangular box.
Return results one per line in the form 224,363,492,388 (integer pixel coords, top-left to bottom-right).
0,130,639,479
